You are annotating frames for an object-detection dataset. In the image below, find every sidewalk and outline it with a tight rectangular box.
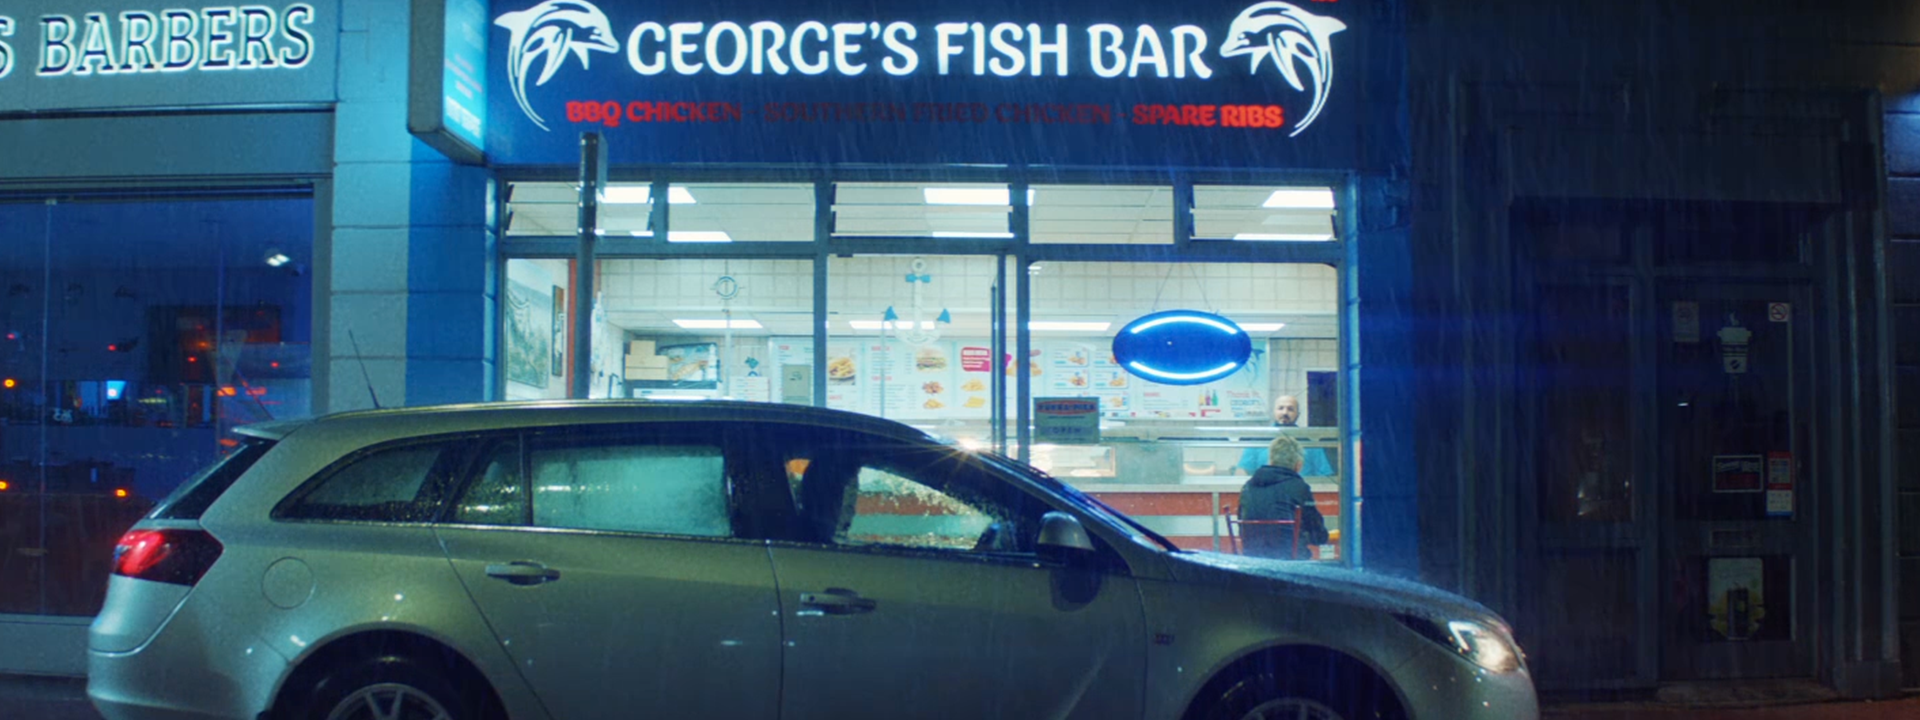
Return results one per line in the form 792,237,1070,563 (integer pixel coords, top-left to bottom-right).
1545,696,1920,719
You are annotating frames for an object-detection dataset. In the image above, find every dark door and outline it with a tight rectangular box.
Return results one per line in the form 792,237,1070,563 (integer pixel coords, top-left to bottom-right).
1656,284,1816,679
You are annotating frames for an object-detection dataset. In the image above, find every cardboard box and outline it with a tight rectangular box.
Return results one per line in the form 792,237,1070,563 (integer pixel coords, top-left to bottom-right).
628,340,657,357
627,366,671,381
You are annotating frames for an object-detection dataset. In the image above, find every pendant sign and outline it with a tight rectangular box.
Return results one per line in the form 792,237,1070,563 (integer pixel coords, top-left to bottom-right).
1112,310,1252,386
1717,316,1752,374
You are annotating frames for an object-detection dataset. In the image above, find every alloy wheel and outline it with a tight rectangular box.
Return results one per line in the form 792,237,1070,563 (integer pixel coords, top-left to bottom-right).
325,682,454,720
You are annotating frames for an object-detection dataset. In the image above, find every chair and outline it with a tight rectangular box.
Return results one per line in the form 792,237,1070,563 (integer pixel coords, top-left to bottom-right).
1223,503,1303,558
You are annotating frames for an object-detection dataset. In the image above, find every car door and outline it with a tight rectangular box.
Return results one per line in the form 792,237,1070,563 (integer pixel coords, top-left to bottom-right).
434,424,781,720
759,426,1148,720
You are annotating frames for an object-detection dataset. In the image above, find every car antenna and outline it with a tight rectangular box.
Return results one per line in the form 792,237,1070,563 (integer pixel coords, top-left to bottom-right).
347,328,382,409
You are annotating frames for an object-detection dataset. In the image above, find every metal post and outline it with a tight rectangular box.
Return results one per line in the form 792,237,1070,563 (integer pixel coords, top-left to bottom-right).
991,256,1006,453
813,181,833,408
572,132,607,399
1015,253,1032,462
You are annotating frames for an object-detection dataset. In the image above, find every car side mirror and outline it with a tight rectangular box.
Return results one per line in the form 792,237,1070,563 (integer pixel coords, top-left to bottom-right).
1036,511,1095,561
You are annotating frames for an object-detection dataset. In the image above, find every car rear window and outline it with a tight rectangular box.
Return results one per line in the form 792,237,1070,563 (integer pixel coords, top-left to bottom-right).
150,439,276,520
275,442,463,523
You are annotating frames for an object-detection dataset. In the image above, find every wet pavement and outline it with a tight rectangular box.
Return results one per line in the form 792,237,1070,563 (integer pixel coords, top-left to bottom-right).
1545,696,1920,719
0,675,99,720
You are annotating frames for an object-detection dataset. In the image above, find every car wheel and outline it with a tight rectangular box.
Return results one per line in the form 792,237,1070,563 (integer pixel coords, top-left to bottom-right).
1198,666,1394,720
295,655,481,720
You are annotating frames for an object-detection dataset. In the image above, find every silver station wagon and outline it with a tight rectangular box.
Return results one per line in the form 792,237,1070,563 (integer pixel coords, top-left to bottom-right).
87,401,1537,720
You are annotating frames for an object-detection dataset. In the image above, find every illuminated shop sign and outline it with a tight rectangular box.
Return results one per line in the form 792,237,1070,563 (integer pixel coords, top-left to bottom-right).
0,1,335,113
1111,311,1254,386
462,0,1389,168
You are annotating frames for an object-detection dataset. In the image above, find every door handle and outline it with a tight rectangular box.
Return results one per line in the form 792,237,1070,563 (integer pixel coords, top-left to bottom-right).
797,587,877,616
484,561,560,586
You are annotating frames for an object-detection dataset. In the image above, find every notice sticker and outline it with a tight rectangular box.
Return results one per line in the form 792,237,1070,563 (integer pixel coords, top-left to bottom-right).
1765,451,1793,518
1673,302,1701,343
1768,303,1791,323
1712,454,1764,493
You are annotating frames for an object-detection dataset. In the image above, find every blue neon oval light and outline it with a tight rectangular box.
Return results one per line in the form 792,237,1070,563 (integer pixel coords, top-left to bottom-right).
1112,310,1253,386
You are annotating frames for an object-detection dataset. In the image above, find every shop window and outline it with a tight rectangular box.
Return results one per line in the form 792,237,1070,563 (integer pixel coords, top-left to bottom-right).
832,182,1013,238
505,181,633,237
559,258,815,402
663,183,813,242
0,194,314,617
1030,185,1173,245
1025,260,1344,559
824,255,1006,429
1192,185,1338,242
1534,283,1634,523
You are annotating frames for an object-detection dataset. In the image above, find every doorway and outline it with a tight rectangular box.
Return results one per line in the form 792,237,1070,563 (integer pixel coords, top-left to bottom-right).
1656,284,1815,679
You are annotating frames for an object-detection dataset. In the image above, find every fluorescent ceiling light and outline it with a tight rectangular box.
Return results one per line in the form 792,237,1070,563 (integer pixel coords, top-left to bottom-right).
922,187,1037,206
1029,321,1111,332
848,320,937,330
264,252,291,267
1233,233,1336,242
672,319,763,329
1261,188,1336,209
1238,322,1287,332
629,231,733,243
603,186,697,204
932,231,1014,239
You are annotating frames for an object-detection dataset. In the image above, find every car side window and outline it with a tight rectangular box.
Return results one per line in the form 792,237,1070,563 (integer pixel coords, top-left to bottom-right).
527,441,730,536
276,443,456,523
787,432,1041,556
452,438,526,526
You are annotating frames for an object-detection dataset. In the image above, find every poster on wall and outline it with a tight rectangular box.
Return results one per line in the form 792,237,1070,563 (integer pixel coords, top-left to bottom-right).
1707,557,1766,641
505,280,551,388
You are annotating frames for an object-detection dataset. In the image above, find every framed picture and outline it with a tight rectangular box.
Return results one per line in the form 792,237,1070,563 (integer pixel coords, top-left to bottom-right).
551,284,567,376
505,280,551,388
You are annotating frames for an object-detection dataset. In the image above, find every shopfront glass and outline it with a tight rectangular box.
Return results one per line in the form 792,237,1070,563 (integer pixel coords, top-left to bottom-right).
1025,261,1343,556
505,258,818,402
499,177,1347,560
0,194,314,617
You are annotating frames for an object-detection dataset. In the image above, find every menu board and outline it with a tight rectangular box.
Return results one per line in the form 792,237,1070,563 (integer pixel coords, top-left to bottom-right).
761,336,1268,421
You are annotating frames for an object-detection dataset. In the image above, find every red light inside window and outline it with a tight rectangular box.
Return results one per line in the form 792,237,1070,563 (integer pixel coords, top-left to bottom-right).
107,344,117,352
0,480,10,491
114,488,129,498
187,356,198,363
2,379,14,389
270,362,280,368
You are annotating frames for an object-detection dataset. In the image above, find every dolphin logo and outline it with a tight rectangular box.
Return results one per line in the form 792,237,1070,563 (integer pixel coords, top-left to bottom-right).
1220,2,1347,137
495,0,619,131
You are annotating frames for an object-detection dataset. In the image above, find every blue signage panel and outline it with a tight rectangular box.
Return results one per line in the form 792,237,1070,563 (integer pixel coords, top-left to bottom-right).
1112,310,1253,385
479,0,1393,169
443,0,490,149
0,1,337,114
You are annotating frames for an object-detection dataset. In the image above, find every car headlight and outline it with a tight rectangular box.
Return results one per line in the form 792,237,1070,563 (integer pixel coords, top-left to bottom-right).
1396,615,1524,673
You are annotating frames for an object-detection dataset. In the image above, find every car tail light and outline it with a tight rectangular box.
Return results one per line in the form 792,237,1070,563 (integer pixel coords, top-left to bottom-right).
112,529,223,586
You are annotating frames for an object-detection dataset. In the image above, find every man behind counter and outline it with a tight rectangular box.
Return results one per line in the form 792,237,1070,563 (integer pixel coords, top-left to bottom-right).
1234,395,1337,477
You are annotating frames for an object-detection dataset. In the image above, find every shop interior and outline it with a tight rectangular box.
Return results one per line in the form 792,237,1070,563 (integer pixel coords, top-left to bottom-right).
500,180,1345,553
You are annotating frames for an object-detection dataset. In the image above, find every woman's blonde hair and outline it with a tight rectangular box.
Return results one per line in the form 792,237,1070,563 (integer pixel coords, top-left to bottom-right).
1267,435,1305,471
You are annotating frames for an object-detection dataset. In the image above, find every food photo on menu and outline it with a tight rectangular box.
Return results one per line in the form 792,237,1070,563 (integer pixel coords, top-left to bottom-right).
914,345,949,372
828,352,857,384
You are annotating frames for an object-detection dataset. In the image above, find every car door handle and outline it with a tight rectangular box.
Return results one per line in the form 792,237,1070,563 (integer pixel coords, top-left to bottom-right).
484,561,560,586
797,588,877,616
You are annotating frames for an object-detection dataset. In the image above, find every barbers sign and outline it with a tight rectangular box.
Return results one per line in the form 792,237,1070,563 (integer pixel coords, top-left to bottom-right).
0,1,337,113
463,0,1389,169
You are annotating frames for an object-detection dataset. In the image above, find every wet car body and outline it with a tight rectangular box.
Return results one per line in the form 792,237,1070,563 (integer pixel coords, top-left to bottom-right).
86,400,1537,720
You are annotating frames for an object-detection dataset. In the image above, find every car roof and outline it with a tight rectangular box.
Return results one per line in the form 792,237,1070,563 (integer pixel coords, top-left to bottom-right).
232,400,940,444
